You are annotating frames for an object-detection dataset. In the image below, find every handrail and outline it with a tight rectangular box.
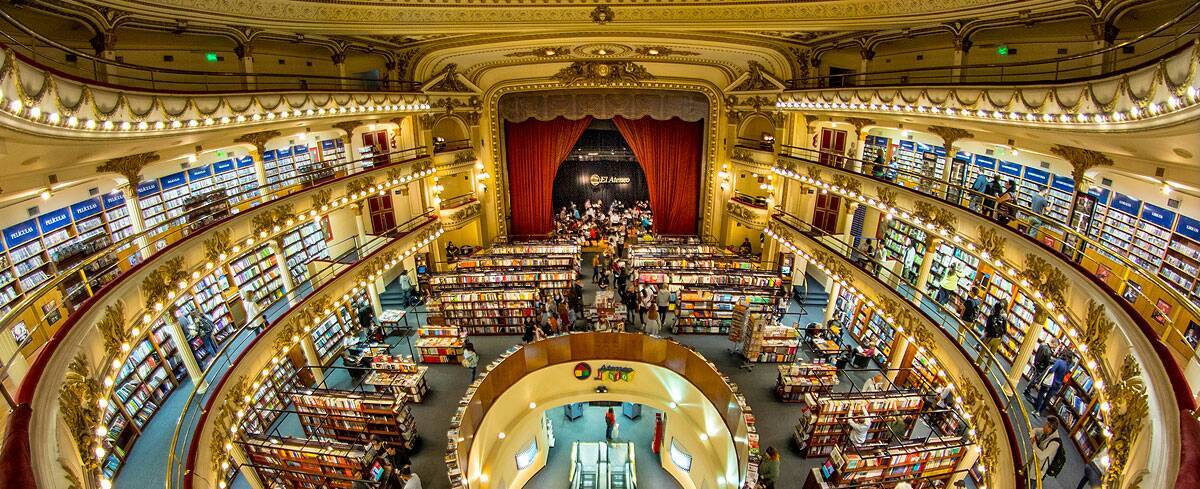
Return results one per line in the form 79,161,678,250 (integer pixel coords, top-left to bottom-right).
0,145,430,391
776,143,1200,367
0,10,421,93
168,212,441,489
768,209,1039,487
787,5,1200,88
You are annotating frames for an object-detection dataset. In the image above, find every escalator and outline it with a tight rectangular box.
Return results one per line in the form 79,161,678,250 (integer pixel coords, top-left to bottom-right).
569,441,636,489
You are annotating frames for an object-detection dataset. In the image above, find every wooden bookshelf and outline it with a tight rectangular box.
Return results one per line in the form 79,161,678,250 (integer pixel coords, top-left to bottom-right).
365,355,430,402
240,434,364,489
415,325,465,363
427,288,537,335
812,436,970,487
793,391,926,457
288,388,419,449
775,363,838,401
741,320,800,363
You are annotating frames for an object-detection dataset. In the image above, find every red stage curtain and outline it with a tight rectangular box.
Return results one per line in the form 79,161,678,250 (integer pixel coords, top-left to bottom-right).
613,116,703,235
504,116,593,235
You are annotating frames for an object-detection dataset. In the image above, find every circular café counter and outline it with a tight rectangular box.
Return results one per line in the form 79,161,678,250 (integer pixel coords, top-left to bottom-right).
446,332,757,489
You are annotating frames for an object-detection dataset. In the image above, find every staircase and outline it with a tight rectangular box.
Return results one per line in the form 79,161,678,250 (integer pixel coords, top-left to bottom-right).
378,277,408,309
794,274,829,312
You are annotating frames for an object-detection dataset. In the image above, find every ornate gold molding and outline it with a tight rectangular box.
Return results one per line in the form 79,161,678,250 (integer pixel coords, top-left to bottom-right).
1082,300,1115,361
59,354,101,474
845,117,875,134
234,129,283,155
976,225,1006,258
955,375,998,488
96,152,160,186
913,200,956,233
209,375,251,479
926,125,974,146
831,173,862,195
553,61,653,85
203,229,233,264
140,256,188,310
96,300,128,359
505,46,571,58
1050,144,1114,188
1020,253,1068,322
310,188,332,210
331,120,364,136
875,186,897,208
1104,354,1149,488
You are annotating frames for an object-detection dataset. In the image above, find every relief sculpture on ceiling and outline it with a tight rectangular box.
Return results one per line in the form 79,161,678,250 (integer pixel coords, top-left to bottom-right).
552,61,652,86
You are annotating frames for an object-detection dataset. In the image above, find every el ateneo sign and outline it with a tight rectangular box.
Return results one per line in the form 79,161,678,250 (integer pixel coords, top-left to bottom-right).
573,362,636,382
590,174,632,187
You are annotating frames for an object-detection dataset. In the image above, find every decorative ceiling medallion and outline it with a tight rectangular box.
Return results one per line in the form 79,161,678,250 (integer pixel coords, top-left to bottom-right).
634,46,699,57
505,46,572,58
591,5,615,24
574,43,631,57
552,61,652,86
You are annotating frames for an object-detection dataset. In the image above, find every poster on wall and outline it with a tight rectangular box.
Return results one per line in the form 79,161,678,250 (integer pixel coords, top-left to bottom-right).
1095,264,1111,281
1185,321,1199,348
1152,299,1171,326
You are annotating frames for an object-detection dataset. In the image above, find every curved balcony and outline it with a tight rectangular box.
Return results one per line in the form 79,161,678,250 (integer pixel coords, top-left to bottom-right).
763,211,1034,486
785,5,1200,89
770,148,1192,487
169,215,443,489
0,46,431,140
776,25,1200,132
0,145,440,489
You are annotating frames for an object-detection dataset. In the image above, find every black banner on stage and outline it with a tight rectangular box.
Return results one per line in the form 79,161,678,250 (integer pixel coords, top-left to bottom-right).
551,160,650,213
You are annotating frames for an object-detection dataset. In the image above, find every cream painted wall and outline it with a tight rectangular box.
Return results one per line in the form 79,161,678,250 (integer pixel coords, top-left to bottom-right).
466,362,744,489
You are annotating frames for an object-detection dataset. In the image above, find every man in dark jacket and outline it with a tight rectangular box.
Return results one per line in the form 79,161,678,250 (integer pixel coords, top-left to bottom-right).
1025,338,1058,397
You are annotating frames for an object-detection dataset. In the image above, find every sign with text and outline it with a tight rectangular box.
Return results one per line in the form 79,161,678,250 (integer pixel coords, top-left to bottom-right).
590,174,632,186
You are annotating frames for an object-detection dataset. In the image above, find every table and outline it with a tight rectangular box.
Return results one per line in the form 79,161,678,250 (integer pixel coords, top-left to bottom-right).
379,309,408,329
812,339,844,362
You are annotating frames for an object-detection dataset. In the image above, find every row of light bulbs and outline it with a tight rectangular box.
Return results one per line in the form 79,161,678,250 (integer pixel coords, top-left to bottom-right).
212,226,447,489
1,90,431,133
91,166,440,489
770,169,1117,436
775,85,1198,125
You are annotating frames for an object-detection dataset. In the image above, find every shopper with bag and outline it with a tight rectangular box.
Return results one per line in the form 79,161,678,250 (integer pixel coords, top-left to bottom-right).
605,408,616,441
759,447,781,489
1032,416,1066,482
980,303,1008,372
1024,338,1057,398
461,342,479,381
1035,352,1074,414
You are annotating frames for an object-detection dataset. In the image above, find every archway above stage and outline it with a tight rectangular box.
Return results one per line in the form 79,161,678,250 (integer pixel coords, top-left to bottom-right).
504,115,702,236
499,90,709,123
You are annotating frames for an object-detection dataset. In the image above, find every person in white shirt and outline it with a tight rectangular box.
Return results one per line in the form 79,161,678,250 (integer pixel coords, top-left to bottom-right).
846,405,873,446
862,374,887,393
399,466,423,489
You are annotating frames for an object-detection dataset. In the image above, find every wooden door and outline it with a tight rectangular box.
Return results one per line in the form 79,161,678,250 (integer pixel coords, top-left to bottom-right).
367,195,397,234
361,131,390,165
812,192,842,235
818,128,848,167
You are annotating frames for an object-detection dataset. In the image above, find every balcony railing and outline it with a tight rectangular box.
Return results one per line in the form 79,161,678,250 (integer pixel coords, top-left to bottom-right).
786,4,1200,88
0,11,420,93
0,146,430,395
777,144,1200,367
167,211,441,489
768,208,1038,487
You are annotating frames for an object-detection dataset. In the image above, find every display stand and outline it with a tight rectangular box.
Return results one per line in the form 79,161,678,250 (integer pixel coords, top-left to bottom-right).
415,325,465,363
739,319,800,363
775,363,838,401
364,355,430,402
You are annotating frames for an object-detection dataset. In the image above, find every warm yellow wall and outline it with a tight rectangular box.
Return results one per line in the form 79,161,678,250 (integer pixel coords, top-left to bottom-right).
466,362,744,489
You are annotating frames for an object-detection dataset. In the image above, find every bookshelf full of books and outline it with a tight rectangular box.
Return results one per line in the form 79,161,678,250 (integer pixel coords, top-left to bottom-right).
99,321,187,479
430,270,576,295
243,357,305,435
229,244,287,312
428,288,537,335
240,434,365,489
289,389,419,449
365,356,430,402
282,221,330,284
793,391,925,457
814,436,970,487
740,321,800,363
415,325,466,363
775,363,838,401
